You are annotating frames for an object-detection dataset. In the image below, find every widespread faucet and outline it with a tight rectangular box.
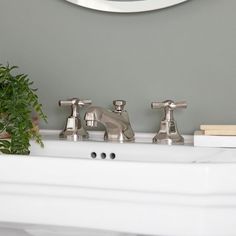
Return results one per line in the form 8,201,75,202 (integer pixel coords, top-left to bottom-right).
84,100,135,142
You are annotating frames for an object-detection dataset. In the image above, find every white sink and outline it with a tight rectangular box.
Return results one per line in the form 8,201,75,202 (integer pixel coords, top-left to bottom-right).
1,130,236,236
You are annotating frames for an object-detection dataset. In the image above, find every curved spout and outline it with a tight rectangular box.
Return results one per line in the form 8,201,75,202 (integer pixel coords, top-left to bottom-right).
84,106,135,142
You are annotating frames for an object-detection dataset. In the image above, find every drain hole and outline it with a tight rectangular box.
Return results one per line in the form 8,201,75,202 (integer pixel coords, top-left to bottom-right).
110,153,116,159
101,153,106,159
91,152,97,158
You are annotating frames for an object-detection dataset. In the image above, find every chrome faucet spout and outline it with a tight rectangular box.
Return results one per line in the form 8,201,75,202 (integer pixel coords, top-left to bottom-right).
84,101,135,142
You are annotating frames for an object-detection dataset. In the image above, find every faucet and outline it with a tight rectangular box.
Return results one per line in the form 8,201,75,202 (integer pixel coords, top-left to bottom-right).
59,98,92,140
151,100,187,145
84,100,135,142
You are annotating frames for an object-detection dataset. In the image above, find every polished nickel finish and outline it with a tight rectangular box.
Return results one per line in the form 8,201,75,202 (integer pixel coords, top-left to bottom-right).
84,100,135,142
151,100,187,145
59,98,92,140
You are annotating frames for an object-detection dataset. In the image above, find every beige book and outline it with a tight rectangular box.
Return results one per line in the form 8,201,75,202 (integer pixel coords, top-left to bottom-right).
204,130,236,136
200,125,236,131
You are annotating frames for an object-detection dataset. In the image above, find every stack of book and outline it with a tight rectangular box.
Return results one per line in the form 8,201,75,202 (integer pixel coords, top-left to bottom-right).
194,125,236,148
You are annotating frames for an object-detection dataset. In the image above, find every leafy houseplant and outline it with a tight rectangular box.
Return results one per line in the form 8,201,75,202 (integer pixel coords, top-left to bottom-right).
0,64,47,155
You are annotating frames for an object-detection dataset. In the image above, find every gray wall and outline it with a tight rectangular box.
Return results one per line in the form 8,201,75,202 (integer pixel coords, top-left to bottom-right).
0,0,236,134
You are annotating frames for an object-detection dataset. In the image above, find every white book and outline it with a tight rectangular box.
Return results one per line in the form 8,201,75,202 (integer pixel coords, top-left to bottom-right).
194,131,236,148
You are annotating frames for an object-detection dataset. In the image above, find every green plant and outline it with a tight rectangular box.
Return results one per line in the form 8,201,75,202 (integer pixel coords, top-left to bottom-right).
0,64,47,155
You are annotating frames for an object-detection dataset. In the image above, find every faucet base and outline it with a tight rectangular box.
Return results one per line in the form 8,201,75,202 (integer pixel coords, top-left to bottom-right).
152,119,184,145
153,132,184,145
59,130,89,141
104,132,135,143
60,116,89,141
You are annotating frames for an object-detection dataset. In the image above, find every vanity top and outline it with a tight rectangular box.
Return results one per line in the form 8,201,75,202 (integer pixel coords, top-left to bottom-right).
29,130,236,164
1,129,236,195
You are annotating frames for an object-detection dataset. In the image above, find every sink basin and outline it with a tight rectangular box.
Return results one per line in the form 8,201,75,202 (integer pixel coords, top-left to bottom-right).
1,130,236,236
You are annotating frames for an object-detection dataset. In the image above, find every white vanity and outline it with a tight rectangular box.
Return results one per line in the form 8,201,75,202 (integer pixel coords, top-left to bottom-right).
0,130,236,236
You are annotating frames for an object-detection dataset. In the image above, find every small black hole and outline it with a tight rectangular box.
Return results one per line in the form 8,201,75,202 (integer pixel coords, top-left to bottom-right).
101,153,106,159
110,153,116,159
91,152,97,158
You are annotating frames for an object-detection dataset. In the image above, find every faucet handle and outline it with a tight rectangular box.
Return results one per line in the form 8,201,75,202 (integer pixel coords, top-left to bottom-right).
151,99,187,145
78,99,92,107
59,98,92,108
151,100,187,110
113,100,126,112
58,98,92,140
